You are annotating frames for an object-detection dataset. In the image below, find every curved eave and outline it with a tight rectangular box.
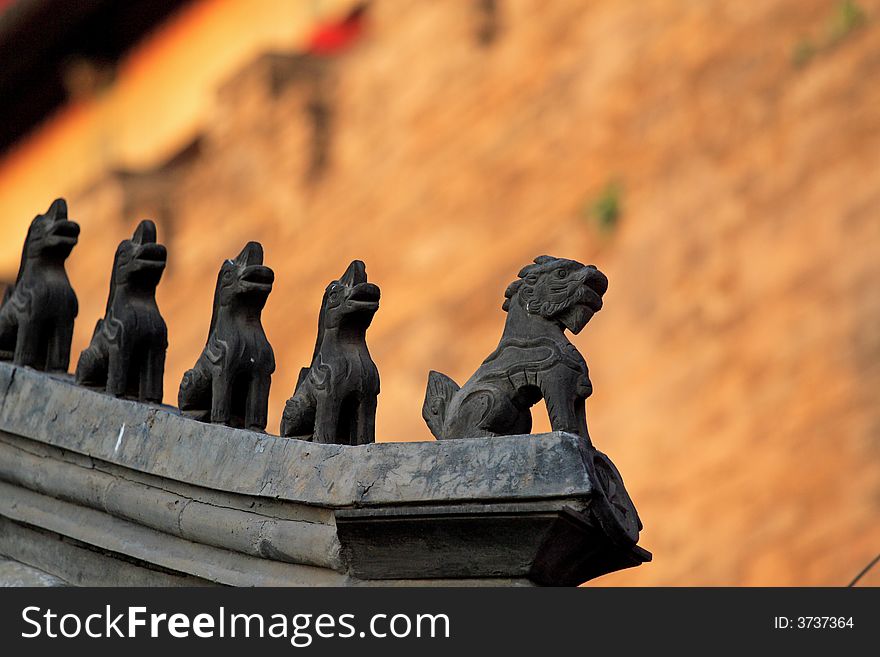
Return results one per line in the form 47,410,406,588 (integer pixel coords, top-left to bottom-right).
0,363,595,507
0,362,650,586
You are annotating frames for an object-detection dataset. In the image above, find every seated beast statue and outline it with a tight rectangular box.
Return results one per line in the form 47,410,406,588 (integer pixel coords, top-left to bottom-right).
178,242,275,431
0,198,79,372
423,255,608,443
280,260,380,444
75,220,168,402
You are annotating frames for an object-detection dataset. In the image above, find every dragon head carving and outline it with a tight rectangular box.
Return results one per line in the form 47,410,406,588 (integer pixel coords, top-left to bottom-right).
319,260,380,331
207,242,274,333
107,220,167,299
503,255,608,334
218,241,274,303
21,198,80,263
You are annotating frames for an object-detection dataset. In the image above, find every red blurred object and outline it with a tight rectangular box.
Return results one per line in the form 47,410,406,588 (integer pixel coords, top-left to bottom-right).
307,2,368,55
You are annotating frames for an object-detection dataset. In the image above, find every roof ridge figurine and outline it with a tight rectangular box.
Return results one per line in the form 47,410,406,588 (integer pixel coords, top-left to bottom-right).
75,219,168,403
0,198,80,372
280,259,380,444
423,255,608,443
178,241,275,431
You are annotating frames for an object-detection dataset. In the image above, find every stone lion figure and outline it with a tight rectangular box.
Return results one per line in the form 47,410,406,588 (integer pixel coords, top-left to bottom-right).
422,255,608,443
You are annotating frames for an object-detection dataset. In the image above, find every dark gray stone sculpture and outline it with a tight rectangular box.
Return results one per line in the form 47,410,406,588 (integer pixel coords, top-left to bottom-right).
0,199,79,372
75,220,168,402
178,241,275,431
280,260,380,444
423,255,608,442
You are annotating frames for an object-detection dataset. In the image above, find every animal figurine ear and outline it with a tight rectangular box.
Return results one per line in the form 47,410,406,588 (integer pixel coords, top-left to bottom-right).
131,219,157,244
502,280,523,312
234,241,264,266
45,198,68,220
339,259,367,286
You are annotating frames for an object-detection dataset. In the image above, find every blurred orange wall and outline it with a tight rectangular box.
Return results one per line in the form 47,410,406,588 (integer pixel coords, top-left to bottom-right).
0,0,350,271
